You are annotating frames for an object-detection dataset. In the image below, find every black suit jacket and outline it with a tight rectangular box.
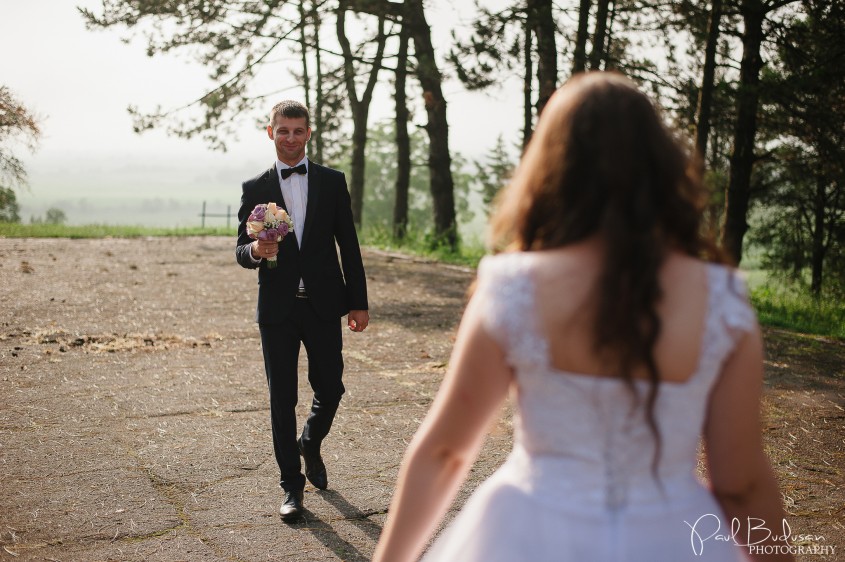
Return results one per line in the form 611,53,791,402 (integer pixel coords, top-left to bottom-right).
235,160,368,323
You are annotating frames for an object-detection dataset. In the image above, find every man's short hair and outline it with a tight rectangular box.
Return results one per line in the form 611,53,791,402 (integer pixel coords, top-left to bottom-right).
270,101,310,128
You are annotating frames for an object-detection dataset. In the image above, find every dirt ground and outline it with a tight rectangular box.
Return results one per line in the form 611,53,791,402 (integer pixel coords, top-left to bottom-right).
0,236,842,562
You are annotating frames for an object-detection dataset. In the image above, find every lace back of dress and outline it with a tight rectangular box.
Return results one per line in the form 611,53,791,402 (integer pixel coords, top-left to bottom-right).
477,254,548,372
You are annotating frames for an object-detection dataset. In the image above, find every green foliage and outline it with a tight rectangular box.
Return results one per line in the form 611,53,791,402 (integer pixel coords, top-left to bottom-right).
750,0,845,294
45,207,67,225
30,207,68,225
473,135,517,213
452,153,479,228
448,3,525,91
0,85,41,189
750,284,845,340
0,223,235,238
307,65,351,168
340,120,432,232
0,186,20,222
340,121,477,237
360,224,485,268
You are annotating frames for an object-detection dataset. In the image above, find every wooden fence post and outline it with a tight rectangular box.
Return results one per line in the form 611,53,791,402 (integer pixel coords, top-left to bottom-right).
199,202,235,229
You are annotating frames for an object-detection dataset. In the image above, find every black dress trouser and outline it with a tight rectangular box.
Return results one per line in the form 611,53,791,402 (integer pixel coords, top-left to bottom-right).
259,297,345,493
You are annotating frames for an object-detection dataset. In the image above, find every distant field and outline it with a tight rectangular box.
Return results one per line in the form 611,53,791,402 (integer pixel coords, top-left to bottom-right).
0,223,235,238
17,197,240,229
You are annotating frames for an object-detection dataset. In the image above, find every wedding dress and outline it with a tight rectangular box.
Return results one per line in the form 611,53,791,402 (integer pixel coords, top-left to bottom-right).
421,253,753,562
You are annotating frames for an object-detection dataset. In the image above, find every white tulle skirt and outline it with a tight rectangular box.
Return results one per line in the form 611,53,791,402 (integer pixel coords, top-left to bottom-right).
421,454,748,562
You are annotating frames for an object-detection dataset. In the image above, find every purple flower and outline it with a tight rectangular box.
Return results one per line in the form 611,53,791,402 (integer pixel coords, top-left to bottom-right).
279,222,289,236
250,205,267,222
257,229,270,241
265,227,280,241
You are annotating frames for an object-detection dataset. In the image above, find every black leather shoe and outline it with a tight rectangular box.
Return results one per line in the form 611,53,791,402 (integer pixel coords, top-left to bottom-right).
279,490,304,522
298,437,328,490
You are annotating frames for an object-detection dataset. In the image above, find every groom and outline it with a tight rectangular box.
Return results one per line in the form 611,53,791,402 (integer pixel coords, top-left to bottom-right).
235,100,369,521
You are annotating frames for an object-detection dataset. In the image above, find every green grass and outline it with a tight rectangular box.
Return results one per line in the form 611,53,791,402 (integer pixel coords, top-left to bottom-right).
360,225,486,268
750,285,845,340
0,223,236,238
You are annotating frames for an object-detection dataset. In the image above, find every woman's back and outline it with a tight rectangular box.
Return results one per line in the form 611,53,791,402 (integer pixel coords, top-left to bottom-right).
476,247,754,469
525,240,711,384
416,250,754,560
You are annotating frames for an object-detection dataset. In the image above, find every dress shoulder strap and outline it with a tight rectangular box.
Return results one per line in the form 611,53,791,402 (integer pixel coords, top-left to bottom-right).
475,253,547,369
708,263,757,336
696,263,759,387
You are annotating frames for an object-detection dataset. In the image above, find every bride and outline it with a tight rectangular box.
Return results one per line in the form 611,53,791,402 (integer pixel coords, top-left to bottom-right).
373,72,792,562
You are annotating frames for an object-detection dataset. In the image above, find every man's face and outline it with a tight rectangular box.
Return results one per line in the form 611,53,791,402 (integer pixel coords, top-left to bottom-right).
267,115,310,165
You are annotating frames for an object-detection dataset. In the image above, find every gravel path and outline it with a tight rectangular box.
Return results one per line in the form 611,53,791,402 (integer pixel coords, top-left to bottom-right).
1,237,841,561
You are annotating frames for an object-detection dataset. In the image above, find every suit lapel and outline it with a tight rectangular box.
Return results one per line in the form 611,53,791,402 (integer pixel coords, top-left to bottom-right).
267,164,288,213
301,159,321,249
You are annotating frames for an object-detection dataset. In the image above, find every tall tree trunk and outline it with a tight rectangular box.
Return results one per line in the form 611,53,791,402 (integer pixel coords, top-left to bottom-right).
572,0,592,74
528,0,557,115
523,23,533,147
694,0,723,164
404,0,457,249
588,0,611,70
810,175,828,296
393,22,411,240
604,0,617,68
722,0,764,264
337,3,387,227
298,1,312,111
313,4,324,163
348,119,368,226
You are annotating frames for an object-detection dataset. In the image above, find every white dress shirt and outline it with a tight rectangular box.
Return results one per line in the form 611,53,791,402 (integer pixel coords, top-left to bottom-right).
277,156,308,248
273,157,308,290
249,157,310,268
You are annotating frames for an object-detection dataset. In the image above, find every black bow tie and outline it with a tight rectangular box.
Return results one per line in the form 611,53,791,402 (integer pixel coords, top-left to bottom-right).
281,163,307,179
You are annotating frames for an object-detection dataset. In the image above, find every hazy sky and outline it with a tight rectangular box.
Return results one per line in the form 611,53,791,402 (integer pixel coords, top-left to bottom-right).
2,0,523,225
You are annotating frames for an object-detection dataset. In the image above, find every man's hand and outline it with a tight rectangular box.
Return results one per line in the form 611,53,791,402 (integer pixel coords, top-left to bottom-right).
348,310,369,332
251,240,279,261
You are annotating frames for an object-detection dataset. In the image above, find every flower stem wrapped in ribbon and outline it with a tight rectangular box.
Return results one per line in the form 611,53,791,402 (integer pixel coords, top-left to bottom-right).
246,202,294,269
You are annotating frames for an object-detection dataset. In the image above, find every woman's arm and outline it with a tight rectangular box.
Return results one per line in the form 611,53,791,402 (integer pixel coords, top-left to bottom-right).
703,323,794,562
372,293,513,562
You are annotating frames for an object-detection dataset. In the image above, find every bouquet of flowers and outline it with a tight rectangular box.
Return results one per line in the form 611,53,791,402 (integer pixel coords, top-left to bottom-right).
246,202,294,269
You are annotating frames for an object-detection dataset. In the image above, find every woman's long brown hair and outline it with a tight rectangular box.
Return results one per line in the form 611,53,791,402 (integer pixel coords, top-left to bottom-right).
489,72,728,474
